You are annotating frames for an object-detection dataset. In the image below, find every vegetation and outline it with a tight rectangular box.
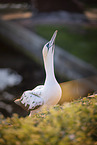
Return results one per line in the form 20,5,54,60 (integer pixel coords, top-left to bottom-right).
35,25,97,68
0,96,97,145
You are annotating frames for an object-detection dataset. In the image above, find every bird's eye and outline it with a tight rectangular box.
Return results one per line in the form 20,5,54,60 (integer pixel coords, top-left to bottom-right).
46,43,49,48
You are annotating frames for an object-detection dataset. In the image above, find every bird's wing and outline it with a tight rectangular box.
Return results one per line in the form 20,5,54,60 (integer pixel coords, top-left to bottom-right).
15,86,44,111
20,92,44,111
32,85,44,96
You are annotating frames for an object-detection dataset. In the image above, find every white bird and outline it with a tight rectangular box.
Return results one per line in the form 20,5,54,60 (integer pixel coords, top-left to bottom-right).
14,30,62,116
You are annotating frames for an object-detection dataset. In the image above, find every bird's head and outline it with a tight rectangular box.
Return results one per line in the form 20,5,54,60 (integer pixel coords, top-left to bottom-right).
42,30,57,60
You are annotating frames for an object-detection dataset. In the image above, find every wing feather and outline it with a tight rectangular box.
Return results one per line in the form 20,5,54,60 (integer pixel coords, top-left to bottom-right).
14,86,44,111
19,86,44,111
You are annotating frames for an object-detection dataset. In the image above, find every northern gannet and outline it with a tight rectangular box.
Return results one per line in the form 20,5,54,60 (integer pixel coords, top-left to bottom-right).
14,30,62,116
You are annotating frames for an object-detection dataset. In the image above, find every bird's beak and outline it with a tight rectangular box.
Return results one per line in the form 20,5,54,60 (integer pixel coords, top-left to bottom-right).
49,30,57,48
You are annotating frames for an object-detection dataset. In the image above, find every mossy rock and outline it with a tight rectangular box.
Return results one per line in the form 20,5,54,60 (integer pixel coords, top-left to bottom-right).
0,97,97,145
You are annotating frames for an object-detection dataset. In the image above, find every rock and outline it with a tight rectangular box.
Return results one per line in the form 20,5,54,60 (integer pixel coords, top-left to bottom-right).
0,68,22,91
2,92,15,101
0,101,13,113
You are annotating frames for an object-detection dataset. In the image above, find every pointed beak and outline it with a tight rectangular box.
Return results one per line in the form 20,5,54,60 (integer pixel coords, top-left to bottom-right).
49,30,57,48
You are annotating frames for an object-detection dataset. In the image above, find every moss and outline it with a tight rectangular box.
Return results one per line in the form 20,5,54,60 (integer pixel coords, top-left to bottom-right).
0,97,97,145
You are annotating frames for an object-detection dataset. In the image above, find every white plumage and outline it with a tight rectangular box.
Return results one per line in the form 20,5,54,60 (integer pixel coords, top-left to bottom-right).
14,30,62,116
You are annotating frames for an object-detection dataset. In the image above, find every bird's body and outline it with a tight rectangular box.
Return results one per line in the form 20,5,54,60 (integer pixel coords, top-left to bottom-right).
14,30,62,116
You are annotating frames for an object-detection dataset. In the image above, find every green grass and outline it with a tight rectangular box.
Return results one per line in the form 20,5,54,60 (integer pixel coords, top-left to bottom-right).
35,25,97,68
0,97,97,145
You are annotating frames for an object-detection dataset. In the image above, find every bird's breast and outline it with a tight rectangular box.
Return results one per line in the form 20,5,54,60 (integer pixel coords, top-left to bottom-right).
43,83,62,105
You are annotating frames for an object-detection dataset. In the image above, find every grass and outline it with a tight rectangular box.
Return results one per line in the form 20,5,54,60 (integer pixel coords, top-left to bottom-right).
35,25,97,68
0,96,97,145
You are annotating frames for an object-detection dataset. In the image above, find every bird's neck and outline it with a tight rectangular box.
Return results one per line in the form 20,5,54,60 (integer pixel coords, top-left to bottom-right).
44,54,57,85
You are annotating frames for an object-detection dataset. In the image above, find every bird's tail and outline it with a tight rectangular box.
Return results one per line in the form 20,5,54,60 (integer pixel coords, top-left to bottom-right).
14,99,21,106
